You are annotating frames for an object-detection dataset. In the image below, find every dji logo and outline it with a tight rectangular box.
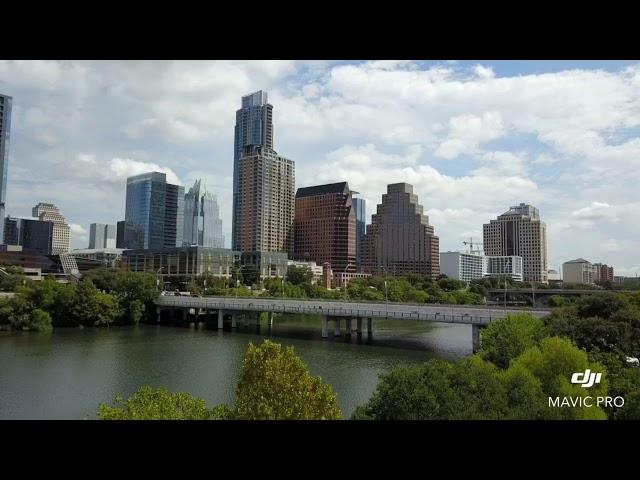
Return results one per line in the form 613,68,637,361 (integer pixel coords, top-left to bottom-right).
571,369,602,388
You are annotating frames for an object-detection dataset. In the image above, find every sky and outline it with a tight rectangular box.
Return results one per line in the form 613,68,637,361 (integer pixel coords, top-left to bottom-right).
1,60,639,276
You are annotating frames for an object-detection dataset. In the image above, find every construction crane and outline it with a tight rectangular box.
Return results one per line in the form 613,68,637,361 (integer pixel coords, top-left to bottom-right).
462,237,483,254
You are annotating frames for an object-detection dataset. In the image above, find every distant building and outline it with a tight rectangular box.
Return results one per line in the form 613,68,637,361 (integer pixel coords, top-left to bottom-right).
547,269,561,281
124,172,184,250
287,260,323,284
0,94,12,243
593,263,614,283
0,249,103,282
484,255,524,282
70,248,125,268
333,271,372,288
32,203,70,254
483,203,548,283
363,183,440,279
352,196,366,272
3,216,54,254
240,251,288,279
183,179,224,248
116,220,126,248
89,223,116,249
122,246,239,279
294,182,356,274
440,251,485,282
563,258,597,285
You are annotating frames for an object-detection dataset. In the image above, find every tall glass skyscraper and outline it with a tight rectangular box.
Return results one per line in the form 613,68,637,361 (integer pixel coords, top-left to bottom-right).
183,179,224,248
124,172,184,250
232,91,273,250
0,94,13,244
352,196,367,272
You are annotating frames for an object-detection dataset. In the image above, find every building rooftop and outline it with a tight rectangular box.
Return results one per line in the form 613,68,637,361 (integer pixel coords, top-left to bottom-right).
296,182,350,198
564,258,591,264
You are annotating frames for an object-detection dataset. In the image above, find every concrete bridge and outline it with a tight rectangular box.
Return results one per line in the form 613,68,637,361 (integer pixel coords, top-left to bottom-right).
487,288,603,306
155,296,550,352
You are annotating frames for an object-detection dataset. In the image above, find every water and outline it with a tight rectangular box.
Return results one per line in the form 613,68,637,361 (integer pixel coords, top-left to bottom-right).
0,315,471,419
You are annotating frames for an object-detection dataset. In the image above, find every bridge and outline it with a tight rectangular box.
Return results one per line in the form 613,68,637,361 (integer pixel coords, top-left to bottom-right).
487,288,604,306
155,296,551,352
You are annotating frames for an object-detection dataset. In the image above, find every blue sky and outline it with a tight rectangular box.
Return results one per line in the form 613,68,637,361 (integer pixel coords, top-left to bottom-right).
1,60,639,276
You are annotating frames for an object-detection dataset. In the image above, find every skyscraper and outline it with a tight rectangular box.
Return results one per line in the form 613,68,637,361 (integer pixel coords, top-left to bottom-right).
124,172,184,250
294,182,356,273
116,220,126,248
235,146,295,253
89,223,116,249
232,91,274,250
363,183,440,278
483,203,548,283
183,179,224,248
352,195,366,272
32,203,70,254
4,216,53,254
0,94,12,243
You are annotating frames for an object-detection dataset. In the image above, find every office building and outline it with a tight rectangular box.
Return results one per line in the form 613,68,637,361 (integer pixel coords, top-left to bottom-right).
363,183,440,279
183,179,224,248
294,182,356,274
232,90,274,250
440,251,485,282
32,203,70,254
547,269,561,282
593,263,614,283
3,216,53,254
0,94,12,244
124,172,184,250
234,146,295,254
483,203,548,283
352,195,366,272
563,258,597,285
240,251,288,279
484,255,524,282
116,220,126,248
70,248,125,268
89,223,116,249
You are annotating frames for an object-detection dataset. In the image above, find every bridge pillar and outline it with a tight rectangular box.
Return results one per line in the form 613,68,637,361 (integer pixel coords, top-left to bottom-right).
255,312,261,327
182,308,188,322
334,318,341,337
156,306,161,323
268,312,274,327
356,317,362,335
472,324,483,353
367,317,373,338
322,317,329,338
231,314,237,329
345,318,352,337
218,309,224,330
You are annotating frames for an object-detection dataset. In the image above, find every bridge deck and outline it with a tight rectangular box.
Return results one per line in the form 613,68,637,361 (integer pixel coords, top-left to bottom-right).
156,296,550,326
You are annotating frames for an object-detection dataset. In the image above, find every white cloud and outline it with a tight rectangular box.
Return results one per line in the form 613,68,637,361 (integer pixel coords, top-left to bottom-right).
108,158,181,185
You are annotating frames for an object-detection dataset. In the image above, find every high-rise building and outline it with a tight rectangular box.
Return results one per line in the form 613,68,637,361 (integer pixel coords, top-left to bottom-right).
440,251,485,282
352,195,366,272
32,203,70,254
232,91,274,250
294,182,356,274
3,216,53,254
483,203,548,283
116,220,126,248
484,255,524,282
89,223,116,249
183,179,224,248
563,258,597,285
363,183,440,278
124,172,184,250
0,94,12,243
234,146,295,254
593,263,614,283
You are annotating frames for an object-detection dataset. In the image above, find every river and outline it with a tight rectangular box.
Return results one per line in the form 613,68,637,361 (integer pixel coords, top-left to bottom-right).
0,314,472,419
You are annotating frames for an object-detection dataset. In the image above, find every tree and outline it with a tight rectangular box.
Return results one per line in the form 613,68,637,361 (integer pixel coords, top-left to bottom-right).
479,313,546,369
286,266,313,286
234,340,342,420
438,277,467,292
239,265,260,286
98,386,231,420
576,293,628,319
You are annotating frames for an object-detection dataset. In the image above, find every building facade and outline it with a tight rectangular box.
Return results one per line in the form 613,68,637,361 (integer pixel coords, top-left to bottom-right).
287,260,324,284
124,172,184,250
183,179,224,248
89,223,116,249
352,196,366,272
0,94,12,244
483,203,548,283
593,263,614,283
484,255,524,282
563,258,597,285
70,248,124,268
122,246,240,279
440,251,485,282
234,146,294,254
232,91,274,250
240,251,288,279
294,182,356,274
363,183,440,279
32,203,70,254
116,220,125,248
3,216,53,254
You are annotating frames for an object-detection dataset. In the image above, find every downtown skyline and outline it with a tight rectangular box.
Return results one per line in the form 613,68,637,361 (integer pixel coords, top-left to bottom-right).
1,60,639,275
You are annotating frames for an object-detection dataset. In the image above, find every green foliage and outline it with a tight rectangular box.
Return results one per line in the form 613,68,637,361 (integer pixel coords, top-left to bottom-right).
547,295,566,307
98,386,229,420
234,340,342,420
479,313,546,369
239,265,260,286
286,266,314,286
575,293,628,319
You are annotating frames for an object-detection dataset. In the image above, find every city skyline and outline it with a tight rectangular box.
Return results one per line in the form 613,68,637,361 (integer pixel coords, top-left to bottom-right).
1,61,639,274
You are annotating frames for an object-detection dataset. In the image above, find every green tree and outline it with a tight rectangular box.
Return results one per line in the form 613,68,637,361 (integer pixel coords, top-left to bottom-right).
479,313,546,369
234,340,342,420
286,266,314,286
98,386,230,420
576,293,628,319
